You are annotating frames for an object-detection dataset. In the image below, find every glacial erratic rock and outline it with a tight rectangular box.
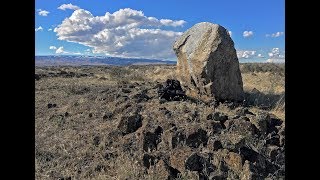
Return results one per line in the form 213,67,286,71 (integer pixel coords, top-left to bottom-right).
173,22,244,102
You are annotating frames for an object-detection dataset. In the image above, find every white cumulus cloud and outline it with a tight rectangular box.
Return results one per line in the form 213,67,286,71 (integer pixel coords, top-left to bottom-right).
237,50,256,59
35,26,43,32
58,3,80,11
266,47,285,63
48,28,52,31
49,46,57,50
228,31,232,37
266,32,284,38
54,8,186,59
56,46,67,54
257,54,264,58
243,31,253,38
37,9,50,16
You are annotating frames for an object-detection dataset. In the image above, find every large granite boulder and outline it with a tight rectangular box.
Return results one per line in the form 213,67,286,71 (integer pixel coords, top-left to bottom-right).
173,22,244,102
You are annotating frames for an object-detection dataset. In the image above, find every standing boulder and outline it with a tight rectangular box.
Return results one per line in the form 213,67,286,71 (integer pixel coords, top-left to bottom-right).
173,22,244,102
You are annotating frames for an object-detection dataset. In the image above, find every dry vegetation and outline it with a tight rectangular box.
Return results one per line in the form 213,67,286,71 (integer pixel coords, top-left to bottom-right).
35,63,285,179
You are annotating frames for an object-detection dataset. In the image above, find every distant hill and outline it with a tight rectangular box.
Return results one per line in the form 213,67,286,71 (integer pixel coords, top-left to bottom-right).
35,55,177,66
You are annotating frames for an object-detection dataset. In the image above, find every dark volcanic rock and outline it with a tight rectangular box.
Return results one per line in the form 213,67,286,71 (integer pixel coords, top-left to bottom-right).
207,112,228,123
251,112,268,135
93,136,100,146
266,132,280,146
158,79,186,101
35,74,40,80
143,126,163,152
95,164,106,172
103,112,113,120
212,140,223,151
211,120,225,133
236,107,254,116
185,153,215,176
47,103,57,109
118,114,143,135
171,130,186,149
143,154,158,169
133,90,150,103
186,129,208,148
104,151,117,160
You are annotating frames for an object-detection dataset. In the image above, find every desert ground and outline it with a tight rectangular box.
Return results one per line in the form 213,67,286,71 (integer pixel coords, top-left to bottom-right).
35,63,285,179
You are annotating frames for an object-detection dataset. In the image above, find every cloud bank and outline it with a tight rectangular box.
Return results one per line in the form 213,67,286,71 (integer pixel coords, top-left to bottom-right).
54,8,186,59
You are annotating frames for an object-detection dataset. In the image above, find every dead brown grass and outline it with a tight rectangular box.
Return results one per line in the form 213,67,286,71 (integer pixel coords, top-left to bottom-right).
35,63,285,179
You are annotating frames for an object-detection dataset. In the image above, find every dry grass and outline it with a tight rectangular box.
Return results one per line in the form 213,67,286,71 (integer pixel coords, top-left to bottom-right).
35,63,285,179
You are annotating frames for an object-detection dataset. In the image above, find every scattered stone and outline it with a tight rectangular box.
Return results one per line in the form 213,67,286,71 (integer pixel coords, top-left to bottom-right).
104,150,118,160
93,136,100,146
133,90,150,103
266,132,280,146
185,153,215,175
267,115,283,134
207,112,228,123
95,164,106,172
211,120,225,133
167,166,181,180
186,128,208,148
251,112,268,135
117,114,143,135
239,147,267,174
89,113,93,118
35,74,40,80
173,22,244,102
64,112,69,117
143,126,163,152
158,79,186,101
103,112,113,120
47,103,57,109
143,154,158,169
212,140,223,151
171,130,186,149
236,107,254,116
266,145,280,161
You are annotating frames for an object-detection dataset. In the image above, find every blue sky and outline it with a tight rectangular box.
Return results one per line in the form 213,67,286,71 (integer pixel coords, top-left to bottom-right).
35,0,285,63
